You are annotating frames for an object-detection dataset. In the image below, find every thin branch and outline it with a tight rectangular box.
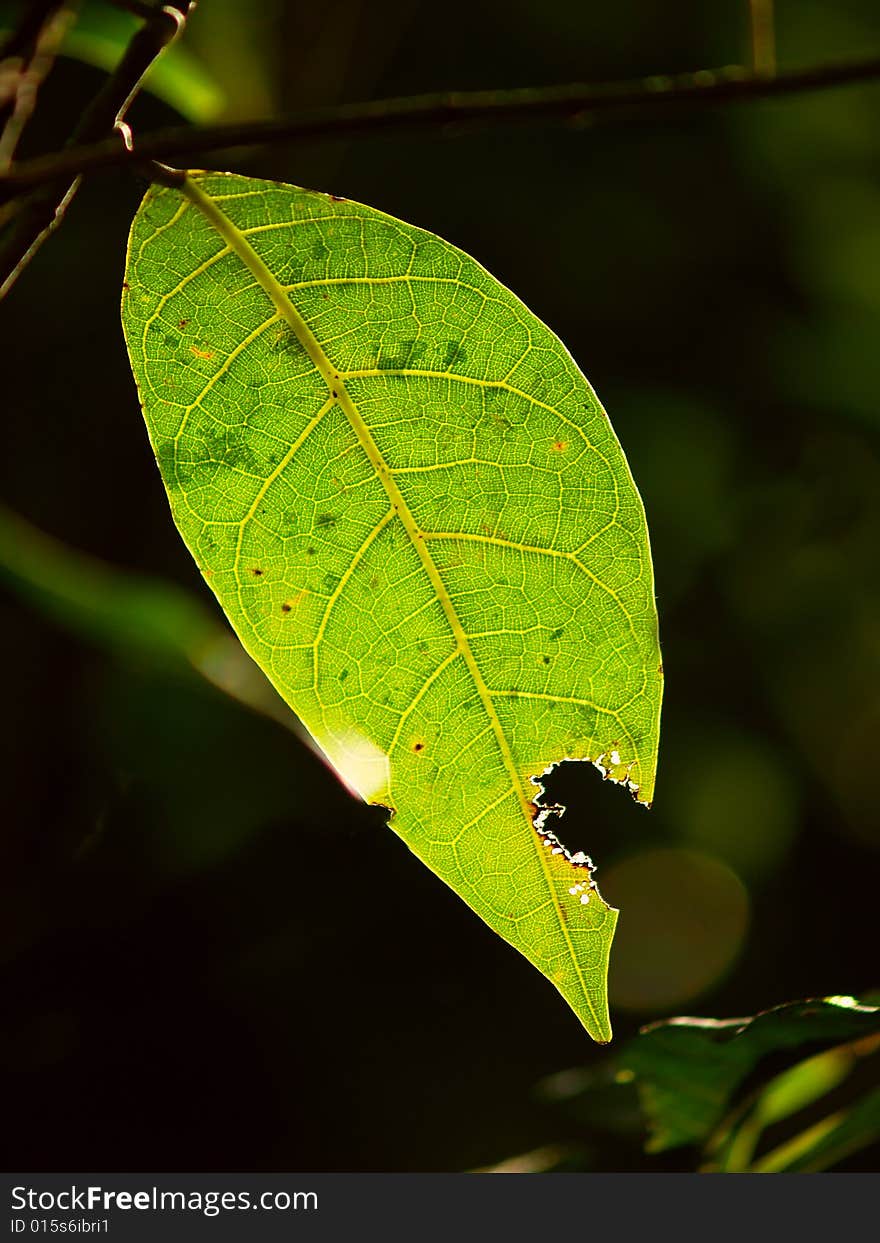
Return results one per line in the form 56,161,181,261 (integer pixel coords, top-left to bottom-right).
0,0,190,298
71,4,188,144
0,0,66,61
2,52,880,196
0,1,69,145
0,1,79,172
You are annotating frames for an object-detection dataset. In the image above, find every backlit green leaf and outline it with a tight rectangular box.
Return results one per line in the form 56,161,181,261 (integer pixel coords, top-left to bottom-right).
120,171,662,1041
620,995,880,1151
752,1085,880,1173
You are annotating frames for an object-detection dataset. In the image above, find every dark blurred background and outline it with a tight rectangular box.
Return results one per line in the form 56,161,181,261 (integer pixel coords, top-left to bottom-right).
1,0,878,1171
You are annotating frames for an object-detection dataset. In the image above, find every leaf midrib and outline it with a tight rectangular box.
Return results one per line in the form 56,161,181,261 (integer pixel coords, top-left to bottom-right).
178,175,608,1038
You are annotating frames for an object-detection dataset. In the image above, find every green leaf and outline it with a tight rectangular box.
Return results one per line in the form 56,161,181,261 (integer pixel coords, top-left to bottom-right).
749,1045,855,1131
752,1085,880,1173
120,171,662,1041
619,995,880,1151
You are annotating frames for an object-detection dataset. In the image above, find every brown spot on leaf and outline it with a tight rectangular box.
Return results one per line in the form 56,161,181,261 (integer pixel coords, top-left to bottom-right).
552,440,567,452
190,345,215,360
413,741,425,753
178,319,189,329
282,589,308,611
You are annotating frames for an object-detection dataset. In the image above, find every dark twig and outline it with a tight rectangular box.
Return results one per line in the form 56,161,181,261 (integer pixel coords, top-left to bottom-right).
0,0,190,299
0,2,70,140
2,52,880,197
0,1,78,172
0,0,66,61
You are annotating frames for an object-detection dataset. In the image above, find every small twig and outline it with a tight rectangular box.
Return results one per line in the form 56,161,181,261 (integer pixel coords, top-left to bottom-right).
0,1,79,172
0,1,69,145
71,3,188,145
749,0,777,78
0,1,190,299
0,0,65,61
2,52,880,197
140,158,186,187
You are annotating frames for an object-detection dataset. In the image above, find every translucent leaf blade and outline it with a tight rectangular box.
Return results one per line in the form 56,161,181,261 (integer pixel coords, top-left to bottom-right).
120,172,663,1041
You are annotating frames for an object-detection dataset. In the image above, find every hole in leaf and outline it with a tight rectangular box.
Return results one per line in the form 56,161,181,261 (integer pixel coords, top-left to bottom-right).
534,757,646,868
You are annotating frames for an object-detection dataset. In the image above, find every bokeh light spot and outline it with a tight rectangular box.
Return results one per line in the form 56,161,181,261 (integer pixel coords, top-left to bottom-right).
604,848,749,1011
668,731,798,880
